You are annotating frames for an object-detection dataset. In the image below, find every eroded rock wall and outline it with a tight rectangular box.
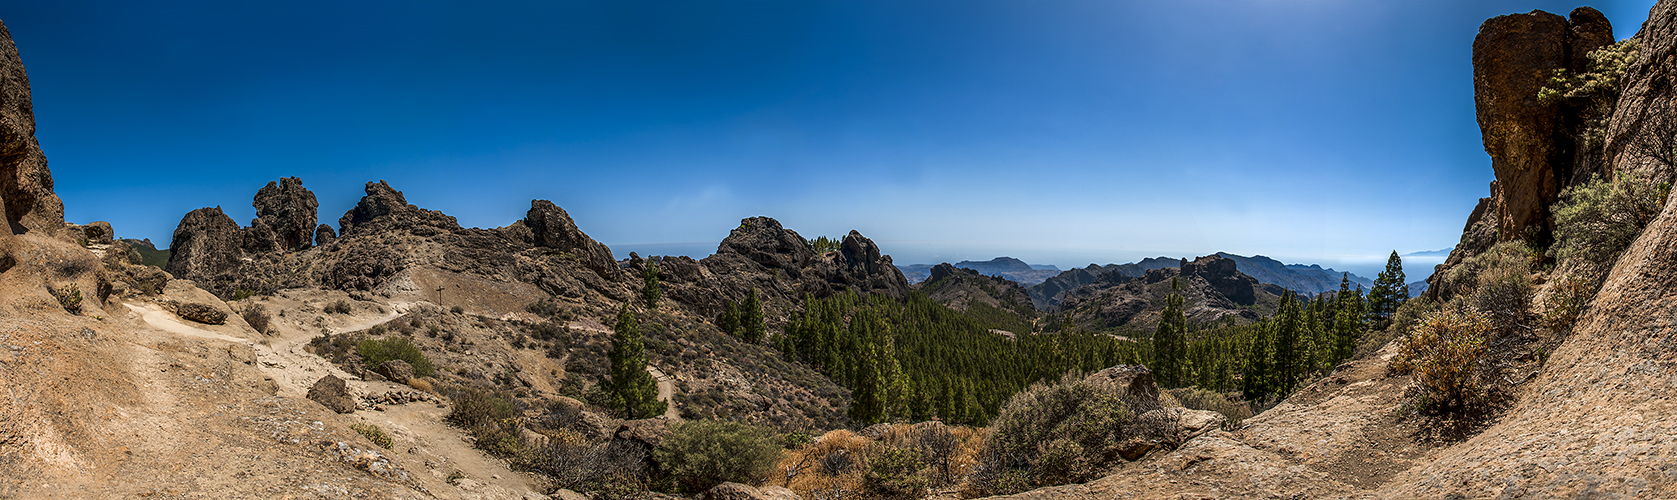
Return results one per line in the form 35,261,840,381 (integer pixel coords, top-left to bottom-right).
0,19,62,236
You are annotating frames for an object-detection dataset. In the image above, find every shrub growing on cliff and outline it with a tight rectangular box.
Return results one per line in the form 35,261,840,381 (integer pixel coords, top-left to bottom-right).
1390,309,1493,412
969,373,1134,495
654,419,780,493
1463,242,1534,338
1552,174,1667,268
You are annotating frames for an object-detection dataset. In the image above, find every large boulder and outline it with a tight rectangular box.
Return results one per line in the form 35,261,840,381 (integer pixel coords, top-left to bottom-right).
698,483,802,500
525,199,620,280
314,223,336,246
0,20,63,237
164,207,244,285
377,359,414,384
80,221,113,245
1181,255,1257,306
1472,9,1615,243
307,375,356,414
712,217,817,277
250,177,318,252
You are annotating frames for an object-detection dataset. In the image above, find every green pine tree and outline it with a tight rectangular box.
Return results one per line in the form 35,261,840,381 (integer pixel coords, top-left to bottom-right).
1270,291,1307,396
717,300,740,337
1366,251,1409,329
608,306,667,419
847,309,890,424
1332,274,1365,364
641,260,662,310
1152,279,1187,388
741,288,766,343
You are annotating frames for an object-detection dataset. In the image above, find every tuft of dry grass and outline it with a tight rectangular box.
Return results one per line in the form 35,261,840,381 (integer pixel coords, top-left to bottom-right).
775,424,987,499
408,377,433,393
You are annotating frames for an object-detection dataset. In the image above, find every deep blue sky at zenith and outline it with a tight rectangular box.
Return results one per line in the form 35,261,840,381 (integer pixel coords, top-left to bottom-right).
2,1,1660,279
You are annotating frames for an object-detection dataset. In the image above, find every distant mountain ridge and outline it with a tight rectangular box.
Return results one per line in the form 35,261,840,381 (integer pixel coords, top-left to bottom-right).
897,257,1062,285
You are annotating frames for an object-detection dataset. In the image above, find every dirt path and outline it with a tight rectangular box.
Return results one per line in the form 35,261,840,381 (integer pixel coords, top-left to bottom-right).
647,365,680,420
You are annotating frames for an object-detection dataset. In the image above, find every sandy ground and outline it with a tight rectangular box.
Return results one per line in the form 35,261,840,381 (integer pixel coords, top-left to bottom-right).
123,287,548,499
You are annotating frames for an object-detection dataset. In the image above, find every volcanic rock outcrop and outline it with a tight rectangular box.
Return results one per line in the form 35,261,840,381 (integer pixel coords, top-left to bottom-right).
655,217,911,317
0,21,61,237
1473,7,1614,243
249,177,318,252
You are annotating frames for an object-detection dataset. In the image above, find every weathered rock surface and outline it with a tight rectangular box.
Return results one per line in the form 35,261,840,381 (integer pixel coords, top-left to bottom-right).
168,300,227,325
250,177,318,252
338,180,460,238
526,199,620,280
377,359,414,384
1473,8,1615,243
699,483,802,500
314,223,336,247
0,20,62,237
164,206,244,291
307,374,356,414
676,217,911,319
79,220,113,245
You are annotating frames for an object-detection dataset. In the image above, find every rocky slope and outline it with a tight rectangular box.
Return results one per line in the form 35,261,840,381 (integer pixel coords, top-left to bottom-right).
1044,255,1284,334
914,263,1038,332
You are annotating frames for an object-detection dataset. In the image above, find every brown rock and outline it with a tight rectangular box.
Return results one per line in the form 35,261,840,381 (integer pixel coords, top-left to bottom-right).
314,223,336,246
307,374,356,414
377,359,414,384
1474,10,1568,242
250,177,318,252
0,19,64,236
699,482,801,500
1082,365,1159,404
164,206,244,287
525,199,620,280
80,221,113,245
337,180,459,238
614,418,672,448
169,300,227,325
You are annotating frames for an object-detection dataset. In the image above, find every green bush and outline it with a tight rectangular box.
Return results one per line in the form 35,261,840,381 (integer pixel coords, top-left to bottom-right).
1542,274,1594,332
357,337,435,377
52,284,83,313
969,373,1134,495
1390,309,1493,412
352,423,394,449
653,419,780,493
1552,175,1667,268
863,447,928,500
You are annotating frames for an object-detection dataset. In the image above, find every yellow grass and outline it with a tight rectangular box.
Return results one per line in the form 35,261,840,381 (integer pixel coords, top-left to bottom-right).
773,423,988,498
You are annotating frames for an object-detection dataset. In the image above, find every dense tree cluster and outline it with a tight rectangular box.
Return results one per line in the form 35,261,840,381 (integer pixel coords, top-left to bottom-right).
774,291,1143,426
715,288,767,343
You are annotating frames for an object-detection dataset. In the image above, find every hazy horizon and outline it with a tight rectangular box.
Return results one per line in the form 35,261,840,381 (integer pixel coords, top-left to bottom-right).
6,0,1657,280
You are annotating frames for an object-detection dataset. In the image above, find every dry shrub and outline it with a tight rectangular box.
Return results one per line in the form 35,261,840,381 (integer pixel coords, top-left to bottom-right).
1168,387,1252,429
779,429,873,499
407,377,434,393
1390,309,1493,412
524,429,648,494
241,303,272,334
1542,274,1595,333
1463,242,1534,338
969,373,1135,495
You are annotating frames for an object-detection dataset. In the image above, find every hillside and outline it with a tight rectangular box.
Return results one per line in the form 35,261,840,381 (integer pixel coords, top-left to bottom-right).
1028,254,1371,310
1044,255,1285,334
914,263,1038,334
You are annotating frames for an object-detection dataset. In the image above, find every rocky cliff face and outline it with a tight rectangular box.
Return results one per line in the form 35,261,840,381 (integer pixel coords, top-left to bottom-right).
0,21,61,237
1473,7,1614,244
659,217,910,318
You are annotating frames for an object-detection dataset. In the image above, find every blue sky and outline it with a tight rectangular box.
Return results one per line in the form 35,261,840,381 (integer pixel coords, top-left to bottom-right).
3,0,1658,279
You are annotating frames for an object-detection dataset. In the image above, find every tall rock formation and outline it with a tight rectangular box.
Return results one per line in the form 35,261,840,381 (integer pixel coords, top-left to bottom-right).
250,177,318,252
0,20,62,236
1473,8,1613,244
164,206,244,287
526,199,620,280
